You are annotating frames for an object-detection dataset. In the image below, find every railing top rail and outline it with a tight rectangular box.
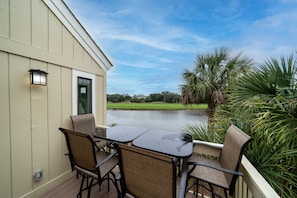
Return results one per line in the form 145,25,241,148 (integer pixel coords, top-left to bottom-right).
193,140,223,149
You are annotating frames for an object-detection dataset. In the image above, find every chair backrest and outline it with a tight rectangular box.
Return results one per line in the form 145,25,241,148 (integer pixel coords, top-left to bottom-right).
70,113,96,137
115,144,177,198
220,125,252,192
59,128,98,173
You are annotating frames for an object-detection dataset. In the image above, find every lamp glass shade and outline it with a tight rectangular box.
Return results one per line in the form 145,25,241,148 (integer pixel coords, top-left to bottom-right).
29,69,48,86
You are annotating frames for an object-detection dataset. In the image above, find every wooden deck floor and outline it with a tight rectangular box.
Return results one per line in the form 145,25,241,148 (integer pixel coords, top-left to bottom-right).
41,171,198,198
42,173,120,198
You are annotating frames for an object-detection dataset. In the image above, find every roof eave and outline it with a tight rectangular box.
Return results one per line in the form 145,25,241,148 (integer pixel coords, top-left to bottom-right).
43,0,113,72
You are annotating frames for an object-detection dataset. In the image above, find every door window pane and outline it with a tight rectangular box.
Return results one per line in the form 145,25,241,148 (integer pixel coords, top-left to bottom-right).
78,77,92,114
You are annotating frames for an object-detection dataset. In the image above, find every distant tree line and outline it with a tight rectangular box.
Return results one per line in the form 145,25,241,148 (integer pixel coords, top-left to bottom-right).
107,91,181,103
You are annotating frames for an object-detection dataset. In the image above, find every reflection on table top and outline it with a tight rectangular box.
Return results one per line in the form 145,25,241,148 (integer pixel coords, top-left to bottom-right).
94,125,148,143
132,129,193,158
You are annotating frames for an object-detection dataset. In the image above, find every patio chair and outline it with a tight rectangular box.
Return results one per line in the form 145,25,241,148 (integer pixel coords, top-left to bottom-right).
114,143,187,198
59,128,119,198
187,124,252,198
70,113,109,151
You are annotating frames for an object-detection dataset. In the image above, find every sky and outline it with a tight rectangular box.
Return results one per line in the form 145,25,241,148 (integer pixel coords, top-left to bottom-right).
64,0,297,96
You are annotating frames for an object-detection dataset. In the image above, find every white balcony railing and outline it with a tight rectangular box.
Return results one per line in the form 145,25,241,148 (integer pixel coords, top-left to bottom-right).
235,155,280,198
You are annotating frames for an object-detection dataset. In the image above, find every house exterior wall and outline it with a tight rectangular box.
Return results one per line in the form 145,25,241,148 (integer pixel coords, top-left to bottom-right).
0,0,110,197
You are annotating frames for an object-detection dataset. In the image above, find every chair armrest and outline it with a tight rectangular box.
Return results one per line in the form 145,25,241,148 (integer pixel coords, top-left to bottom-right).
187,161,243,176
95,151,117,168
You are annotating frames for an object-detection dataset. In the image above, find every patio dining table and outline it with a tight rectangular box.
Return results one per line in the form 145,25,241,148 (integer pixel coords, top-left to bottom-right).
94,125,193,157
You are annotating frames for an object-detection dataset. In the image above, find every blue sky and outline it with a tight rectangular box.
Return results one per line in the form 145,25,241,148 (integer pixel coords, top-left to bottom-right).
64,0,297,96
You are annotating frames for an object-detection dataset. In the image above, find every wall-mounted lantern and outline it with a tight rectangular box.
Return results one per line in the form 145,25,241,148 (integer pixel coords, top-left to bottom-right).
29,69,48,86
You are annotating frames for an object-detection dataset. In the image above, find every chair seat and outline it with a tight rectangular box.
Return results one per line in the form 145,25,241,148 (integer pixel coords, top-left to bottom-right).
75,152,118,179
188,155,229,189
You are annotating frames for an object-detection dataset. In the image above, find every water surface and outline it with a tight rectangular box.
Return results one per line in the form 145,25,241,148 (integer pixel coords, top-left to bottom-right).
107,110,208,132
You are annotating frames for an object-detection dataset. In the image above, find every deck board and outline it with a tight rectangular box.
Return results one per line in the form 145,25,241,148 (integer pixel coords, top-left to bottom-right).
41,172,198,198
42,174,119,198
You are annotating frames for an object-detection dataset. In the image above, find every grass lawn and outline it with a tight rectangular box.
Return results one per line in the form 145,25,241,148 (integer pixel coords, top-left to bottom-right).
107,102,207,110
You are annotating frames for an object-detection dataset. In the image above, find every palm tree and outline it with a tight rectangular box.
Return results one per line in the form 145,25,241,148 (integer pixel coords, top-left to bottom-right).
213,54,297,197
180,47,253,119
183,52,297,197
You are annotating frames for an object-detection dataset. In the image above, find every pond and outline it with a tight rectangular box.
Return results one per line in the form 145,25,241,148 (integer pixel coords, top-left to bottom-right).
107,110,208,132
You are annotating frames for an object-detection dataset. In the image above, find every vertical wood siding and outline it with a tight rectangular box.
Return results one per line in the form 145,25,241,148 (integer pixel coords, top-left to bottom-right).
0,0,108,197
9,55,32,197
0,52,11,198
10,0,31,44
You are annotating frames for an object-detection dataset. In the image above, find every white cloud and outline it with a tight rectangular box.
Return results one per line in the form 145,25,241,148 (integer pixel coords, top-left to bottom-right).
65,0,297,95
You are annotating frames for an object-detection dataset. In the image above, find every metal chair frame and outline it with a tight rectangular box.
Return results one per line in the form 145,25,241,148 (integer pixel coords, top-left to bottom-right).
59,128,119,198
115,143,183,198
187,125,252,198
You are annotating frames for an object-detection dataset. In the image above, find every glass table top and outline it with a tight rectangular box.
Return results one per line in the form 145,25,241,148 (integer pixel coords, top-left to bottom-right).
94,125,148,143
132,129,193,158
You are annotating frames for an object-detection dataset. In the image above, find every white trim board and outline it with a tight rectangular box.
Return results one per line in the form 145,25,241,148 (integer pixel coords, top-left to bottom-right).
72,70,96,116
